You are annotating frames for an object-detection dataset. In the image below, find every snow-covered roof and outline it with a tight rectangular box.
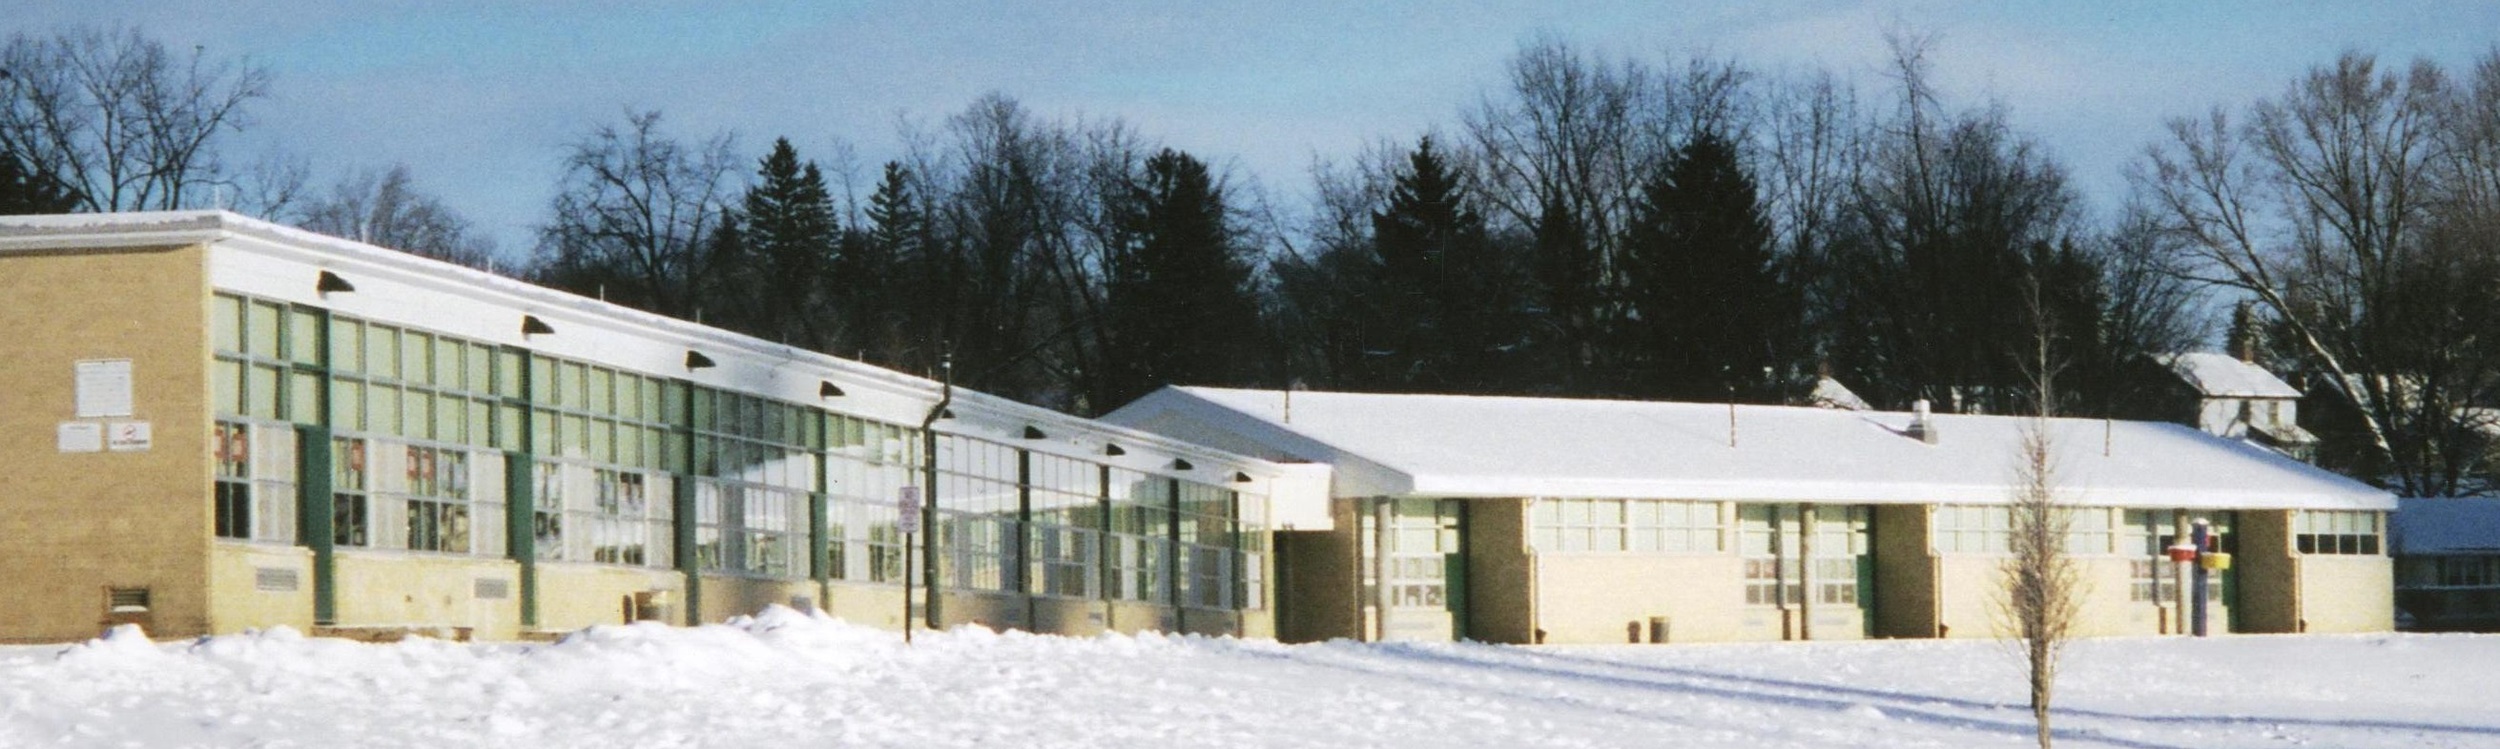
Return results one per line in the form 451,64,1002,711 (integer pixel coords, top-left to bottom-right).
1807,377,1871,411
2163,352,2302,399
2392,498,2500,555
1103,386,2395,510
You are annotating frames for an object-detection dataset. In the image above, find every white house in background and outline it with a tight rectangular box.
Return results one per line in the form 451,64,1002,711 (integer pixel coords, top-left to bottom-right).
1104,386,2397,644
2161,352,2318,460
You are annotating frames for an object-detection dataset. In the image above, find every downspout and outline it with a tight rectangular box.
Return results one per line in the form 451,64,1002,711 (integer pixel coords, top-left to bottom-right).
917,353,953,630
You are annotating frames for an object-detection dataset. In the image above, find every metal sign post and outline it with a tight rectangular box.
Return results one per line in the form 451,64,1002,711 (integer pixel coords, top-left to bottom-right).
900,485,922,644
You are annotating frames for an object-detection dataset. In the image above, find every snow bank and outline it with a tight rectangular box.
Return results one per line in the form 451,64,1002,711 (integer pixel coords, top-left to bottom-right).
2,613,2494,748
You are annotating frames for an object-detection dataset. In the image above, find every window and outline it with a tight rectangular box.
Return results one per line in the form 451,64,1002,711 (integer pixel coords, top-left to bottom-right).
214,420,298,543
1739,504,1801,606
1530,499,1725,553
327,319,506,449
2124,509,2175,603
1174,481,1240,609
333,437,371,547
402,445,472,553
1235,486,1270,610
1932,504,2012,554
2296,510,2383,555
688,387,819,579
827,415,916,584
1810,506,1869,605
592,469,664,566
1108,468,1171,603
533,462,565,562
933,435,1019,593
1027,454,1101,600
2405,557,2500,588
2063,507,2117,556
537,461,671,568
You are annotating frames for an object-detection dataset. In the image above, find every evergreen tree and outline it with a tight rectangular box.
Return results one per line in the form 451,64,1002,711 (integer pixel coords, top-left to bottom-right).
1529,194,1605,393
720,137,840,347
1099,149,1265,406
0,146,77,215
1356,136,1529,393
1620,132,1798,402
841,161,927,368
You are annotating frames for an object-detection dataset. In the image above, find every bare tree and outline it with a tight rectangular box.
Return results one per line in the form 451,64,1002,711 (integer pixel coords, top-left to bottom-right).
533,109,738,319
0,26,271,212
298,164,496,269
2003,278,2083,749
2138,52,2500,496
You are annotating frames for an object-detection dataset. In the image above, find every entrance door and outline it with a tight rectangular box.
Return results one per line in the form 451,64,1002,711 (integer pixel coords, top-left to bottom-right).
1371,498,1464,641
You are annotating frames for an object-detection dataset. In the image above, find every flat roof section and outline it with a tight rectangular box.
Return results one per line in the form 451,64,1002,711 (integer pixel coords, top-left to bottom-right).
1107,386,2396,511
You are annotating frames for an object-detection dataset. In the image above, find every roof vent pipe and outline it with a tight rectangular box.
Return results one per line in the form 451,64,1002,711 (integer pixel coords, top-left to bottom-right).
1908,399,1939,444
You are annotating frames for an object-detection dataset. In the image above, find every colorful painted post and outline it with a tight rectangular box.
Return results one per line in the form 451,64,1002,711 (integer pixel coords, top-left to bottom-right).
2191,518,2212,637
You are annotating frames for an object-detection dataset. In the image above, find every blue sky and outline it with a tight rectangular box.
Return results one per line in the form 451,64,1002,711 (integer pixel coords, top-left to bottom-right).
17,2,2499,255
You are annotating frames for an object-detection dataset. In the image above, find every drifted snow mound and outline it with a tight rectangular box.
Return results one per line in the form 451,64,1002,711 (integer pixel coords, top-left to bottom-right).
1,619,2495,748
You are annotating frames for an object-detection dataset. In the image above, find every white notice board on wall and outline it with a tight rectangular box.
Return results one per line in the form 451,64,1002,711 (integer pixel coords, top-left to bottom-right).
74,359,133,418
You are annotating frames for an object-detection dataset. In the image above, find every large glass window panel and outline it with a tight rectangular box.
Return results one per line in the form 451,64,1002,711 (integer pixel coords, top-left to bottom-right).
211,294,243,354
330,320,364,375
287,307,321,365
367,326,398,380
246,301,281,358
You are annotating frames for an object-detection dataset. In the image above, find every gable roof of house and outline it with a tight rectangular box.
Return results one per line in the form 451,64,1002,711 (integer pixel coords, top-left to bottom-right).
2163,352,2303,399
1102,386,2394,511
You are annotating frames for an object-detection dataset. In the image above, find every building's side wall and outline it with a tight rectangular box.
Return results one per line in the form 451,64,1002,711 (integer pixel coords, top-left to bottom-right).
825,582,913,631
534,564,682,630
2067,557,2163,636
2235,510,2300,633
1464,498,1535,644
1870,504,1936,638
696,574,820,624
1534,555,1749,644
1932,556,2003,638
1934,555,2186,639
207,543,315,632
1272,501,1361,642
0,244,213,642
330,553,522,640
2299,555,2393,633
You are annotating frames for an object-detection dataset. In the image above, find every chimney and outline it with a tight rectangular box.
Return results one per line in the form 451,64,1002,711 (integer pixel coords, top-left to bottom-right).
1907,399,1939,444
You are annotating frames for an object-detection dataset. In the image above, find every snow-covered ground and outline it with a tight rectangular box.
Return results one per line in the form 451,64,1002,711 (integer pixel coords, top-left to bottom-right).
3,608,2492,748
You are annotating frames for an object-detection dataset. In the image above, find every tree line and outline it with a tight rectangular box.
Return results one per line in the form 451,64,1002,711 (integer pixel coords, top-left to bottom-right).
7,25,2500,494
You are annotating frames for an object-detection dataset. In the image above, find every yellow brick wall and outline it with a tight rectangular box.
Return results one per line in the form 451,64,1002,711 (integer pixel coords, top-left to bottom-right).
2235,510,2300,633
0,243,212,642
207,542,315,632
696,574,820,624
534,563,682,631
825,580,914,630
1535,554,1750,643
1872,504,1938,638
1464,498,1537,644
331,552,522,640
2299,555,2393,633
1273,504,1360,643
